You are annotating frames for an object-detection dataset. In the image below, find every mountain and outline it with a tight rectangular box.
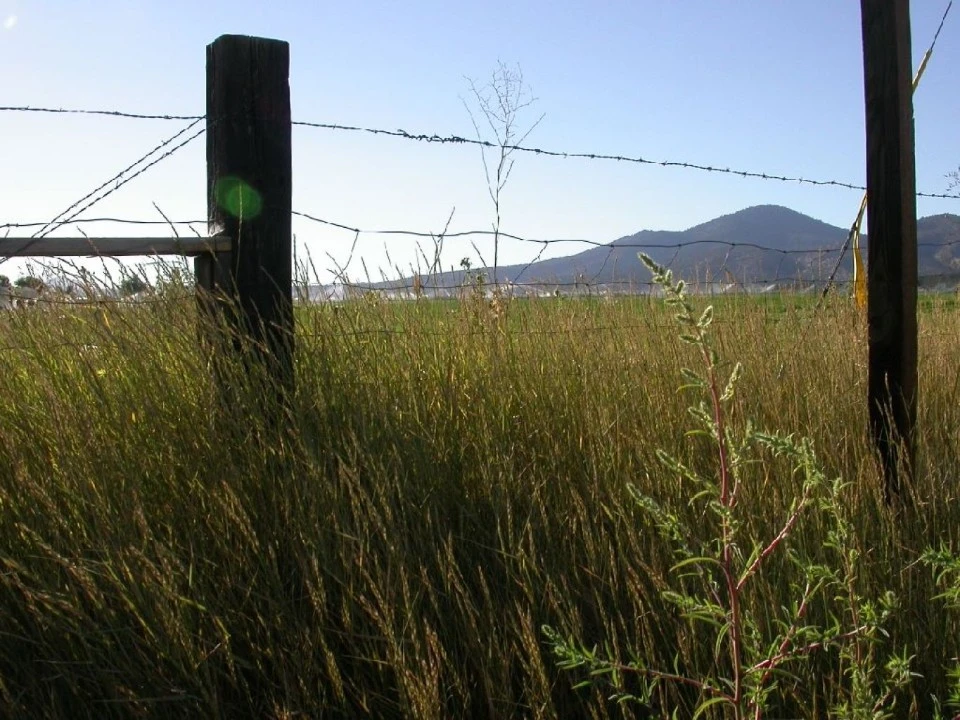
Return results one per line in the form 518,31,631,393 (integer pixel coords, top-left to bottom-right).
502,205,851,290
367,205,960,295
917,213,960,286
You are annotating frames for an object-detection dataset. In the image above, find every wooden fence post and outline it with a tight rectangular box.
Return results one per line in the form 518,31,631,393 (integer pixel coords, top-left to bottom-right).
196,34,294,400
860,0,918,501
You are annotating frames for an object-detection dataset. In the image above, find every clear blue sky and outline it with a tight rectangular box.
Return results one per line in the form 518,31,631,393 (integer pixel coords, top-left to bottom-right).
2,1,958,283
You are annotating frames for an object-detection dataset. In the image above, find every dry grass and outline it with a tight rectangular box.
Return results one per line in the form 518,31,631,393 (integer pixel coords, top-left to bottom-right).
0,288,957,718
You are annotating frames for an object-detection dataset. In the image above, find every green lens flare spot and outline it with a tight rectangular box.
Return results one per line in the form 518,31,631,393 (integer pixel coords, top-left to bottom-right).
215,176,263,220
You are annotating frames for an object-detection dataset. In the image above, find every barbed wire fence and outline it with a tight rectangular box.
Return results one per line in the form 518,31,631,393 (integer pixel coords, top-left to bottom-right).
2,92,959,331
6,104,960,202
5,2,957,313
7,206,960,305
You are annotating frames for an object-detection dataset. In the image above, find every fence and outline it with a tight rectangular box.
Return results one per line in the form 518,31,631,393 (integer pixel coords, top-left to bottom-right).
2,35,294,401
4,55,960,306
0,7,956,497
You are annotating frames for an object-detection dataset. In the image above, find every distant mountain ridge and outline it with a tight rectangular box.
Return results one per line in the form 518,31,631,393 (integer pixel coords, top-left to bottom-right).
368,205,960,295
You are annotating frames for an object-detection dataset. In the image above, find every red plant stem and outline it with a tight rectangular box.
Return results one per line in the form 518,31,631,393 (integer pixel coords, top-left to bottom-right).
700,333,743,711
702,342,731,506
751,582,814,712
736,492,811,593
748,626,868,674
613,661,733,700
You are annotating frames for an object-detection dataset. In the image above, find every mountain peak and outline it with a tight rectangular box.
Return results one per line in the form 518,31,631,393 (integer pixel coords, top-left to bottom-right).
494,206,960,290
373,207,960,294
685,205,842,240
696,204,806,223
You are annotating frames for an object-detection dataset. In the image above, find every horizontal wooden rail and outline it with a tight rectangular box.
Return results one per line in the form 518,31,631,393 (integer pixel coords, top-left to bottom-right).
1,236,230,258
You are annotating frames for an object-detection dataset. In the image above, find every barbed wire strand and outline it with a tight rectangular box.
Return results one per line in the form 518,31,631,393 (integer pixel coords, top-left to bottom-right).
5,209,957,254
29,294,195,307
290,121,960,201
291,210,960,252
4,208,956,299
32,118,206,240
1,218,207,231
0,127,206,267
4,206,957,300
330,278,863,293
816,211,866,307
0,106,203,121
4,106,959,200
6,210,956,254
930,1,954,53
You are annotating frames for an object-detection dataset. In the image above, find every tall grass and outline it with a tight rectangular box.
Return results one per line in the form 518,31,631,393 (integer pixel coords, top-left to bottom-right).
0,285,957,717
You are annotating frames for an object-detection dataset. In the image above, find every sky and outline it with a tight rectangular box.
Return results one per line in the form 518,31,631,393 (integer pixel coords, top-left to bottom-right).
1,0,958,284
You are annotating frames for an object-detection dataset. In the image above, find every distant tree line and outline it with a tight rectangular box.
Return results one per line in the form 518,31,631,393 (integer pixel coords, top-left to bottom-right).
0,274,151,296
0,275,44,291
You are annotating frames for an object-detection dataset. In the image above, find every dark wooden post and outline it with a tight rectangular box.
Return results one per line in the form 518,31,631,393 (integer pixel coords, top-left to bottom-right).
196,34,294,399
860,0,918,501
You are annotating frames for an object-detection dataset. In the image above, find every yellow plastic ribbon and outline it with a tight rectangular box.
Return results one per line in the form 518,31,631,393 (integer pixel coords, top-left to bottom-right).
852,195,867,309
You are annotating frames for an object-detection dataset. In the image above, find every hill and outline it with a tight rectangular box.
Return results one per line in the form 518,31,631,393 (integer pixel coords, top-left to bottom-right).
360,205,960,296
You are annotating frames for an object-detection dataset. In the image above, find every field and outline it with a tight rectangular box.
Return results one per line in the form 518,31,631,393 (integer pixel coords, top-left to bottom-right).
0,284,958,718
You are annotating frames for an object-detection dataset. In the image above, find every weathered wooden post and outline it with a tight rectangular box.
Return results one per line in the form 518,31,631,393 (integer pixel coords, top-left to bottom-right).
860,1,918,501
196,34,294,400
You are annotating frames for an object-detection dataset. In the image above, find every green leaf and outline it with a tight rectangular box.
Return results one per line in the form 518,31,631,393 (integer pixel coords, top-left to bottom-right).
713,621,735,663
739,543,763,584
692,695,732,719
671,556,722,573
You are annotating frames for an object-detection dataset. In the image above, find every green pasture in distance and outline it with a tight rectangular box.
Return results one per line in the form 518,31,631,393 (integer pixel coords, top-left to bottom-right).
293,287,958,328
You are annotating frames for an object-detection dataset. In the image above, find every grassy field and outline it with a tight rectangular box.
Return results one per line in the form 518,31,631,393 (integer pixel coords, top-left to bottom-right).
0,285,958,718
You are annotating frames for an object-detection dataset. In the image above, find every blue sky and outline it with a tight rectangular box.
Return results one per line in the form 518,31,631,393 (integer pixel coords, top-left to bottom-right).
2,1,958,283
